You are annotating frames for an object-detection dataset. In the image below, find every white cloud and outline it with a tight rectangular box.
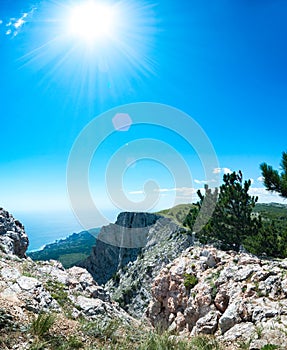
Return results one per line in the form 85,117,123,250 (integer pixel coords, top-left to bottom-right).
250,178,254,185
213,168,221,174
194,179,217,185
194,179,205,185
14,18,25,29
4,9,35,37
129,187,199,197
257,176,264,183
213,167,232,175
0,20,3,25
129,190,145,195
249,187,286,203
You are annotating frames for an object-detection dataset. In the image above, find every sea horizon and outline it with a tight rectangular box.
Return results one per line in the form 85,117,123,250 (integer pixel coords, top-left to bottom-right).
14,209,119,251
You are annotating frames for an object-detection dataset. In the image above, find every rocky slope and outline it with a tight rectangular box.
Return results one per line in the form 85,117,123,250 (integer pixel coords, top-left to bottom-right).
0,208,29,258
79,212,163,285
147,245,287,349
105,214,193,317
0,209,138,349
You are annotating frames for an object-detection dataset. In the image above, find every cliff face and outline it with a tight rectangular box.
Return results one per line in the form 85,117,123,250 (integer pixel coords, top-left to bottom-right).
0,208,28,258
105,215,193,317
79,212,161,285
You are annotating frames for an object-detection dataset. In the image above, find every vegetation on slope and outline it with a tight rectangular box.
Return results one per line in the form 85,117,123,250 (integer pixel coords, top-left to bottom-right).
156,203,194,226
27,229,99,268
182,171,287,258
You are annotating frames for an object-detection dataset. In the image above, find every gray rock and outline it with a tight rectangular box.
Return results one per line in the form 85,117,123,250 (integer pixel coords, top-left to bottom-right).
87,285,110,302
105,215,193,317
79,212,161,285
1,266,21,280
219,302,241,334
17,276,41,291
222,322,255,342
0,209,28,258
192,310,219,335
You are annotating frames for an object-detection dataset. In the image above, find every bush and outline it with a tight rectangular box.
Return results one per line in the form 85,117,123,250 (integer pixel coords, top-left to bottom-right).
183,274,198,290
260,345,279,350
30,312,56,338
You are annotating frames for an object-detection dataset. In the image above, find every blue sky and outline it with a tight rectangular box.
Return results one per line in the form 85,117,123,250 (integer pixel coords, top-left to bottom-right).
1,0,287,225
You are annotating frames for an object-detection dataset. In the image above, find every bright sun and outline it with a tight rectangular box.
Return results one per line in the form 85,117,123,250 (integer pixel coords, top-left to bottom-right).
68,2,116,43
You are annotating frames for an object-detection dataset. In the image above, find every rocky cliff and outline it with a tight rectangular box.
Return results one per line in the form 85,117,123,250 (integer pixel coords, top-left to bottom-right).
79,212,162,285
0,209,138,349
146,245,287,349
105,214,193,317
0,208,28,258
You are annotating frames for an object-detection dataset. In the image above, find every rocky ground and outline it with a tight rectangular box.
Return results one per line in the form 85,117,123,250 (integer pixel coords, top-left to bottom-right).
1,207,287,349
105,215,193,317
147,245,287,349
0,208,140,349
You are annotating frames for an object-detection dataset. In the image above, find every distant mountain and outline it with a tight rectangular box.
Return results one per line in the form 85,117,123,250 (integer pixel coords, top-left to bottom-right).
27,228,100,268
156,203,194,226
158,202,287,229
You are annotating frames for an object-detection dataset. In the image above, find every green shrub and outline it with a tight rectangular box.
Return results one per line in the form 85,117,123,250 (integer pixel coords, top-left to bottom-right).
190,335,222,350
30,312,56,338
260,345,279,350
45,280,68,307
81,317,121,343
183,274,198,290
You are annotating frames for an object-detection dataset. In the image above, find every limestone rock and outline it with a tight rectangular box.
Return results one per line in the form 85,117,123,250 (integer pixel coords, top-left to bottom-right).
0,208,28,258
105,214,193,317
146,246,287,346
79,212,161,285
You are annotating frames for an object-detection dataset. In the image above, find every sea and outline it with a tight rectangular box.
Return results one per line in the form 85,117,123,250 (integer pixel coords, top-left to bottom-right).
14,210,118,252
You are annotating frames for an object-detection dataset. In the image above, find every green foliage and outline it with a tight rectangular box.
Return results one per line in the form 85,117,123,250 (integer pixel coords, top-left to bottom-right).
138,333,222,350
81,317,121,343
189,335,222,350
45,280,68,307
27,229,99,268
243,221,287,258
260,345,279,350
183,273,198,290
260,151,287,198
157,204,194,226
255,325,263,338
183,186,218,237
185,171,260,252
55,336,84,349
29,341,49,350
82,322,222,350
30,312,56,338
210,171,259,251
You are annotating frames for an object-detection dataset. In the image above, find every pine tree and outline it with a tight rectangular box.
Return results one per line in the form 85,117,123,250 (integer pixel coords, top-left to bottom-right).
185,171,260,251
212,171,260,251
260,151,287,198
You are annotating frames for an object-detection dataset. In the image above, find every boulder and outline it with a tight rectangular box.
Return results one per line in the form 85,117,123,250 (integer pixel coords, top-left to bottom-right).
0,209,28,258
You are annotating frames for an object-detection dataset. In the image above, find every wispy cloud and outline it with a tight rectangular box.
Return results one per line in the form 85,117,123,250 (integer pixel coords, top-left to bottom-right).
0,20,3,25
249,187,286,203
213,167,232,174
129,185,286,206
194,179,217,185
129,190,145,195
5,9,35,37
129,187,199,197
